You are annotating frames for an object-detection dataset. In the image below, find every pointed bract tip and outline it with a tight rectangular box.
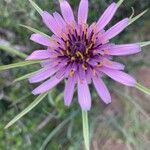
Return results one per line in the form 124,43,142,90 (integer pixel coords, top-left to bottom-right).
32,90,38,95
128,9,149,25
117,0,124,7
28,0,43,15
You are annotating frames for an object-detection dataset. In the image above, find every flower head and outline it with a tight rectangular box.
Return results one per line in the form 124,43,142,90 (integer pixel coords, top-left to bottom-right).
27,0,141,111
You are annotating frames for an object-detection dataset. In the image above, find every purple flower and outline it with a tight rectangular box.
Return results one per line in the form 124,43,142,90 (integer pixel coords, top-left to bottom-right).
27,0,141,111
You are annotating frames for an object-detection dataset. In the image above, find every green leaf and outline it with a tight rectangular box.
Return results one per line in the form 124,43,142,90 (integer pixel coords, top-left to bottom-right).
0,60,41,71
136,83,150,95
139,41,150,47
5,93,48,129
0,44,27,59
117,0,124,7
39,110,79,150
14,70,39,82
19,24,51,39
28,0,43,15
128,9,148,25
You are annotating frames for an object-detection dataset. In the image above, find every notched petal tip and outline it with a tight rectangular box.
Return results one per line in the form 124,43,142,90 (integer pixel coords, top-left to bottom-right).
103,98,111,105
30,33,51,46
78,0,89,24
100,68,137,87
137,44,142,52
97,2,118,31
32,90,39,95
29,78,34,83
25,56,31,61
30,33,36,40
109,43,141,56
25,50,51,61
60,0,75,23
93,76,111,104
100,18,129,42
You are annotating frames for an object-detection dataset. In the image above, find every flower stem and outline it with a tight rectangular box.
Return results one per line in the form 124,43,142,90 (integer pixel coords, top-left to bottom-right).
82,110,90,150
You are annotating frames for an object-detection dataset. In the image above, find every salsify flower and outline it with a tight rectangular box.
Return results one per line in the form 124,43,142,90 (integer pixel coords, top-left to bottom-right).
27,0,141,111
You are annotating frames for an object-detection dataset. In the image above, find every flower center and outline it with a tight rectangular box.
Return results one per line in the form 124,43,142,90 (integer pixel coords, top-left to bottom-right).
58,23,100,65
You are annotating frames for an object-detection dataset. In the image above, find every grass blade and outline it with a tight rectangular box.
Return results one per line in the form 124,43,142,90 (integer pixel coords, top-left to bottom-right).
28,0,43,15
128,9,148,25
117,0,124,7
14,70,39,82
5,93,48,129
39,110,79,150
19,24,51,39
139,41,150,47
129,7,135,19
0,44,27,59
136,83,150,95
0,60,41,71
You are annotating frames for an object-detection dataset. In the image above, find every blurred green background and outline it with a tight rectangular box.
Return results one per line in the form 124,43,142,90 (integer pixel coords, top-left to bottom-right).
0,0,150,149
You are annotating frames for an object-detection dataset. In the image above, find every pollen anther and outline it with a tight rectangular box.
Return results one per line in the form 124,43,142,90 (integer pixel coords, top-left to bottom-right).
82,64,88,70
69,70,75,77
76,51,84,59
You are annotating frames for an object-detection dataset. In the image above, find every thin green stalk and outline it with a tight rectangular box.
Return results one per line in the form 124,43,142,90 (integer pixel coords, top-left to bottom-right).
135,83,150,95
128,9,148,25
28,0,43,15
14,70,40,82
19,24,51,39
82,110,90,150
139,41,150,47
0,45,27,59
5,93,48,129
117,0,124,7
0,60,41,71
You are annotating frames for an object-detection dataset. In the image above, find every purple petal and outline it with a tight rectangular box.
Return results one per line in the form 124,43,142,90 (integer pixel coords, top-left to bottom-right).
77,79,91,111
98,43,114,51
41,11,62,36
100,18,129,43
86,67,93,84
92,76,111,104
64,63,74,77
97,3,117,31
56,66,67,79
40,59,58,68
53,12,66,28
29,67,58,83
64,76,76,106
26,50,51,60
108,44,141,56
32,75,63,95
103,61,125,70
99,67,137,86
60,0,75,24
30,34,51,46
88,59,97,66
79,65,86,80
78,0,88,24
